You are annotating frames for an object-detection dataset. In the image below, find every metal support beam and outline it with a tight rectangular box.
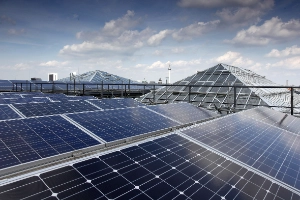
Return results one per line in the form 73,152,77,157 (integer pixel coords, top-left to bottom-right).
83,84,85,95
291,87,294,115
188,85,191,103
233,86,237,108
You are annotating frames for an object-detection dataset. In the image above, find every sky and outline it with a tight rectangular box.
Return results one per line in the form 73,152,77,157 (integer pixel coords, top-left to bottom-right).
0,0,300,85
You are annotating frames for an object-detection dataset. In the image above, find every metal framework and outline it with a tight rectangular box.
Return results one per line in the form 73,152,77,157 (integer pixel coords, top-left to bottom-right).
138,63,300,115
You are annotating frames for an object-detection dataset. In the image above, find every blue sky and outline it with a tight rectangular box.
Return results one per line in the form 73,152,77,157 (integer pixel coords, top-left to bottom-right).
1,0,300,85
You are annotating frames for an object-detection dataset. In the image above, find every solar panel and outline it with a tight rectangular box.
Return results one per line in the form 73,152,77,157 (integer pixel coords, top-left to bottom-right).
87,98,145,110
1,134,298,200
147,103,218,124
12,101,100,117
66,107,180,142
239,107,300,135
0,115,101,171
180,109,300,191
0,105,21,120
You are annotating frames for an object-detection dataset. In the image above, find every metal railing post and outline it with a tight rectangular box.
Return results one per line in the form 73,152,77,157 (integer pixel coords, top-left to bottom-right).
41,84,43,92
153,84,156,103
83,84,85,95
101,81,103,99
30,83,32,92
188,85,191,103
21,83,23,91
291,87,294,115
233,86,236,108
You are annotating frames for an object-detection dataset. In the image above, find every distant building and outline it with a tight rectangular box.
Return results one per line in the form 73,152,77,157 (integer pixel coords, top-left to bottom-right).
31,78,42,81
158,78,162,84
48,73,58,81
149,81,156,84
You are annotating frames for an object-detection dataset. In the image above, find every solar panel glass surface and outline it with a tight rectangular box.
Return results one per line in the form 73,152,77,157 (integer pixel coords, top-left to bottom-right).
181,110,300,191
147,103,218,124
0,134,298,200
87,98,145,110
0,115,100,170
67,107,180,142
0,105,21,120
12,101,100,117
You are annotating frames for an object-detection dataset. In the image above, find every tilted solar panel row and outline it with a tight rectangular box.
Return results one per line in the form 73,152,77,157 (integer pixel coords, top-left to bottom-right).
180,107,300,192
0,105,21,120
146,103,218,124
87,98,145,110
0,102,218,175
239,107,300,135
12,101,101,117
66,107,181,142
0,134,297,200
0,115,101,171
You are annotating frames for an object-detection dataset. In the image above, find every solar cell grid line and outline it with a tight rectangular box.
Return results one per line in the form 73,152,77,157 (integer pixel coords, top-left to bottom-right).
0,105,21,120
1,134,299,200
179,112,300,192
146,102,218,124
66,107,180,142
0,115,101,171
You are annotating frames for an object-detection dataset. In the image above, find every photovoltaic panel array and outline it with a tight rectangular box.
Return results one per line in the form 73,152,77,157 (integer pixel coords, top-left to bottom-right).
147,103,218,124
181,108,300,191
66,107,180,142
0,115,100,170
239,107,300,135
0,134,298,200
12,101,100,117
87,98,145,110
0,105,21,120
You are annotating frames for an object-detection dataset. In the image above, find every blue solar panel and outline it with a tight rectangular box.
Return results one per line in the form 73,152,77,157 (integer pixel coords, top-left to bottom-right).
239,107,300,135
180,108,300,191
87,98,145,110
1,134,298,200
147,103,218,124
0,115,101,170
67,107,180,142
0,105,21,120
12,101,100,117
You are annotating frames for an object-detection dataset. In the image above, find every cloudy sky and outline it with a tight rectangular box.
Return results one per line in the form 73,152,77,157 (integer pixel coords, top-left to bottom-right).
1,0,300,85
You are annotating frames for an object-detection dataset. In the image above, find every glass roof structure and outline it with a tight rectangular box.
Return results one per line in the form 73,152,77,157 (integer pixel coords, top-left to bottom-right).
138,63,300,115
58,70,139,84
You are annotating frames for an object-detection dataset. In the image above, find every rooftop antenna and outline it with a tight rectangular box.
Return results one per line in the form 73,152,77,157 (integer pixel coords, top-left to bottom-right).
168,64,171,84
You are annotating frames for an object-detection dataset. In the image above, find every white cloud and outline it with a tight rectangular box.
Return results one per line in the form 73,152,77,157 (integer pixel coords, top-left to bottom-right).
147,29,173,46
7,29,25,35
172,20,220,41
178,0,266,8
153,50,163,56
145,59,201,70
226,17,300,46
215,51,262,71
268,56,300,69
179,0,274,27
0,63,32,71
102,10,139,37
266,45,300,57
40,60,69,67
171,47,184,54
60,11,153,57
0,15,16,25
